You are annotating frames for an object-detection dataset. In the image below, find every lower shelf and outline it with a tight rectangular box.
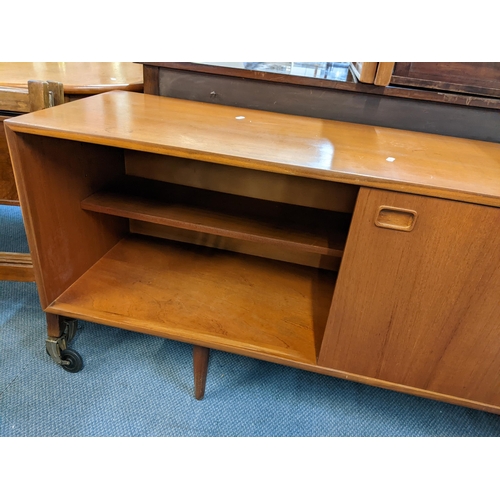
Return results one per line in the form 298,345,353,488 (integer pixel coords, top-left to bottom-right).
48,235,337,364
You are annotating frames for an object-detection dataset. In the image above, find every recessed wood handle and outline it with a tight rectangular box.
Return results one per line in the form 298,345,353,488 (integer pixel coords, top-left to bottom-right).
375,206,417,231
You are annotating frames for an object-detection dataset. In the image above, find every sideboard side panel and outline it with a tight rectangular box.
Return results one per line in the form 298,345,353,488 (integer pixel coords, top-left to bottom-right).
5,130,127,308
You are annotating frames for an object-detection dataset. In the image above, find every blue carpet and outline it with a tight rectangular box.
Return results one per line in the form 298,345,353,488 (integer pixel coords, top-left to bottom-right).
1,205,500,437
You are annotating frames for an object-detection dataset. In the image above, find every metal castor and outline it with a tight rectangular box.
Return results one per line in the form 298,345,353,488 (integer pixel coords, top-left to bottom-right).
60,348,84,373
46,318,84,373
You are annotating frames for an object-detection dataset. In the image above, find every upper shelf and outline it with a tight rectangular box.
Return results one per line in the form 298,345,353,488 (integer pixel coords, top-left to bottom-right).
5,91,500,207
81,181,350,258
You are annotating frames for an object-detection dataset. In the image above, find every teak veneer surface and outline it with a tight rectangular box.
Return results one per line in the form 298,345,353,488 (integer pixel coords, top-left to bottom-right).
4,133,127,308
319,188,500,407
48,235,336,364
81,182,350,257
5,91,500,208
0,63,143,94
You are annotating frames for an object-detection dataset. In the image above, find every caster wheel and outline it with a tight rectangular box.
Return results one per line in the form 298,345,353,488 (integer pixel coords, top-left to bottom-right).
60,348,84,373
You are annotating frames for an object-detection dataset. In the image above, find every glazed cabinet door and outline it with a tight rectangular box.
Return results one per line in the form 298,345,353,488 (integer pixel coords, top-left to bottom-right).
318,187,500,408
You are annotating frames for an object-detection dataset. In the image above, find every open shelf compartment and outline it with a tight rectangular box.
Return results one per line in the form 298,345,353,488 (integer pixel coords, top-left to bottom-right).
48,235,337,365
81,178,351,258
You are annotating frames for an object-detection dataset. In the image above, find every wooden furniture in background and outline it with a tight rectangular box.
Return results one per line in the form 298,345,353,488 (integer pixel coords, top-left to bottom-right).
373,62,395,86
0,63,144,99
1,80,63,203
5,91,500,412
350,62,396,86
352,62,500,96
390,62,500,97
0,62,143,205
141,62,500,143
349,62,378,83
0,80,64,282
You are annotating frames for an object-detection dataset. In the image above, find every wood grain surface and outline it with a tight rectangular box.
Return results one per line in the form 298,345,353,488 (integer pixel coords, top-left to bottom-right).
5,91,500,208
374,63,395,86
4,132,127,307
0,252,34,281
193,345,210,400
81,181,350,257
319,187,500,407
125,150,358,213
0,62,143,94
392,62,500,97
0,87,30,113
130,221,342,271
48,235,336,364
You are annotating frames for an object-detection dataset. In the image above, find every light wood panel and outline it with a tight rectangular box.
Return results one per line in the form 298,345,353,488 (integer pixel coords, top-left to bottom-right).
319,187,500,407
5,91,500,208
48,235,337,364
350,62,378,84
374,63,395,86
4,132,127,307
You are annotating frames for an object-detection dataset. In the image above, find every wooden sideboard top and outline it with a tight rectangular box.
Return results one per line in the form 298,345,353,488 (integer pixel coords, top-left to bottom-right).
0,63,143,94
5,90,500,207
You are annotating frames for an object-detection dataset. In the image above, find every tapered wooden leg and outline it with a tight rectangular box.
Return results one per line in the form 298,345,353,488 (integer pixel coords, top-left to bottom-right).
193,345,210,400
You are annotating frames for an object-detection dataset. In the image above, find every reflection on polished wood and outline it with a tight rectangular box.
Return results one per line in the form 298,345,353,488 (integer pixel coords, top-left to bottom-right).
0,62,143,94
7,91,500,207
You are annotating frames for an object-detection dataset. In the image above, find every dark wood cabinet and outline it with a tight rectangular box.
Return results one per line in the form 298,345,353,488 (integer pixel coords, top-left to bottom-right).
391,62,500,98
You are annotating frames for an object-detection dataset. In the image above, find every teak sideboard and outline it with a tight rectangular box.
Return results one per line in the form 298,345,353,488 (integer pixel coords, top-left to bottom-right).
5,91,500,413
